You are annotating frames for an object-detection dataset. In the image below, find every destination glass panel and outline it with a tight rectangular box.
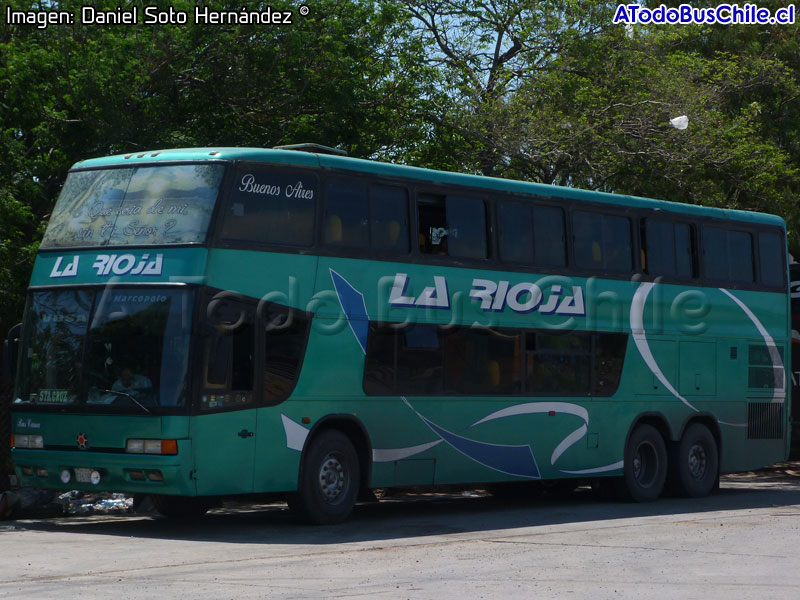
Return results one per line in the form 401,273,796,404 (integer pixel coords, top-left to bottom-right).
222,167,316,246
41,165,224,248
14,288,194,411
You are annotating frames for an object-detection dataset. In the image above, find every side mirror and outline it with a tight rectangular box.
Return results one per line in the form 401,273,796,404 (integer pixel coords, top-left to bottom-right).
3,323,22,384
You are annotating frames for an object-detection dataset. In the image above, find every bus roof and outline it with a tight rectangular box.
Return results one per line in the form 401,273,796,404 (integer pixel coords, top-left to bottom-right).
73,147,786,230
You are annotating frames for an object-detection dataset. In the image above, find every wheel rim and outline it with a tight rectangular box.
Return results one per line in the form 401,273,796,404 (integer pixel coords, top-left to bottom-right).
687,442,708,480
632,441,659,488
318,452,348,504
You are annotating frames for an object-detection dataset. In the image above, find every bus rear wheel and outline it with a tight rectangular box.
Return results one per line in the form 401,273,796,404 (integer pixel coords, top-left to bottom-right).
672,423,718,498
295,430,360,525
619,424,667,502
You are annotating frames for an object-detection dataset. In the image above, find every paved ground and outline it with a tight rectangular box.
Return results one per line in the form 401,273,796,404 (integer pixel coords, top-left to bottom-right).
2,465,800,599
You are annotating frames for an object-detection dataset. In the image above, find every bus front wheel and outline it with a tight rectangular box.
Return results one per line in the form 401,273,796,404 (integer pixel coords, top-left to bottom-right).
672,423,718,498
296,430,360,525
619,424,667,502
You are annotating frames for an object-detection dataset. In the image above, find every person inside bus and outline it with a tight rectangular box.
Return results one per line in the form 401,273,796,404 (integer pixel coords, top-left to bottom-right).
112,366,152,395
436,234,449,255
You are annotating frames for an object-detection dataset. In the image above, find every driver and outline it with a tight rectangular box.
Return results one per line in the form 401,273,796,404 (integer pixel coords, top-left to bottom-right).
112,367,152,394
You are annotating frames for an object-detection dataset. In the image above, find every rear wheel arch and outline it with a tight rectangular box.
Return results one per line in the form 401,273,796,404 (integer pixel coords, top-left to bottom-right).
625,412,673,448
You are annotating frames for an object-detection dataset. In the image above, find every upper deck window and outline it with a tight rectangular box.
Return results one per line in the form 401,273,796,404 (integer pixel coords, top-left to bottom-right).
418,194,487,259
41,164,224,248
642,219,696,278
221,167,316,246
573,211,632,272
322,182,409,252
498,202,566,268
702,226,754,283
759,232,786,288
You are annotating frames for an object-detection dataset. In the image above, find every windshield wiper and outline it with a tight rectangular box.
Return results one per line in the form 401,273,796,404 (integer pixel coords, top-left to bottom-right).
91,387,152,415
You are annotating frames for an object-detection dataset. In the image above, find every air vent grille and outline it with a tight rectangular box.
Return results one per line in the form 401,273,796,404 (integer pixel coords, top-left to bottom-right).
747,402,784,440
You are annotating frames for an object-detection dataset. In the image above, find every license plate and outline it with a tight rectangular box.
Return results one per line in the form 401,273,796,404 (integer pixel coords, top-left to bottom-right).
74,468,94,483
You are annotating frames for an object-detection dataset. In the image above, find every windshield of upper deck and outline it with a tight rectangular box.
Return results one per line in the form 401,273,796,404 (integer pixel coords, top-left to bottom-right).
40,164,225,248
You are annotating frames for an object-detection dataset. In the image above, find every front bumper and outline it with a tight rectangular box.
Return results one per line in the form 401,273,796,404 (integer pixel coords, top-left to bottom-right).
12,441,196,496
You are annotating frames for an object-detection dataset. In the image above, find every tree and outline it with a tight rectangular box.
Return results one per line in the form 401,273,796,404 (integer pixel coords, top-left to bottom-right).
0,0,428,477
0,0,427,334
401,0,800,242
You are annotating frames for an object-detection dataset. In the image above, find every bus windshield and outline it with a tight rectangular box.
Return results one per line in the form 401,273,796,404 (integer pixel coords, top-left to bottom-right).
14,288,194,412
40,164,225,248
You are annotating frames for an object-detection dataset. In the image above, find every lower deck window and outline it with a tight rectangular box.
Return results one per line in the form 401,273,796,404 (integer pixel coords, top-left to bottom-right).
199,293,311,411
364,323,627,397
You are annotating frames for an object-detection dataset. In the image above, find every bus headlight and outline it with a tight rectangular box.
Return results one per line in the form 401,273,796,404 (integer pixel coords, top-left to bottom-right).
126,439,178,455
126,439,144,453
60,469,71,484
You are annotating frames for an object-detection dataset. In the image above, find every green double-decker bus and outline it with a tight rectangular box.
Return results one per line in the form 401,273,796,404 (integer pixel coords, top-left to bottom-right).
8,145,790,523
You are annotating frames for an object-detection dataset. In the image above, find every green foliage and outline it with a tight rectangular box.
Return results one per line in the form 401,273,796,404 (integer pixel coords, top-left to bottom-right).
403,0,800,243
0,0,425,339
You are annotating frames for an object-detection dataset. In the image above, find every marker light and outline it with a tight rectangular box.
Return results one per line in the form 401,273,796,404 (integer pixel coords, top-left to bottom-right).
126,439,178,455
13,434,43,449
60,469,72,484
36,468,48,478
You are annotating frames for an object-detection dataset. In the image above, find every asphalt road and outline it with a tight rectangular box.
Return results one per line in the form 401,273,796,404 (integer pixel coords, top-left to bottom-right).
2,465,800,599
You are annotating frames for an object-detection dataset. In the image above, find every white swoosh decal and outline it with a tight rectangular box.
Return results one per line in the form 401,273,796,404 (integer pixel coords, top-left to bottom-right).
630,282,699,413
471,402,622,474
281,414,309,451
719,288,786,404
372,440,443,462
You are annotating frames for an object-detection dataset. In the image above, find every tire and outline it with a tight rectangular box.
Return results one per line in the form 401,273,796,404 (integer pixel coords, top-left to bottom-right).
672,423,719,498
619,424,667,502
295,430,360,525
151,494,211,518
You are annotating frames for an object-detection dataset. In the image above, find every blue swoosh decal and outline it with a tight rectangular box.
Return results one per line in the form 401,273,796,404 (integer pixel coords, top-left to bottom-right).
330,268,369,354
420,415,540,479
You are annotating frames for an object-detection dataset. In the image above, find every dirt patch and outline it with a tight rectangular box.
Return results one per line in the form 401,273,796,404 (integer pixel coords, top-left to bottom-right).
723,461,800,482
